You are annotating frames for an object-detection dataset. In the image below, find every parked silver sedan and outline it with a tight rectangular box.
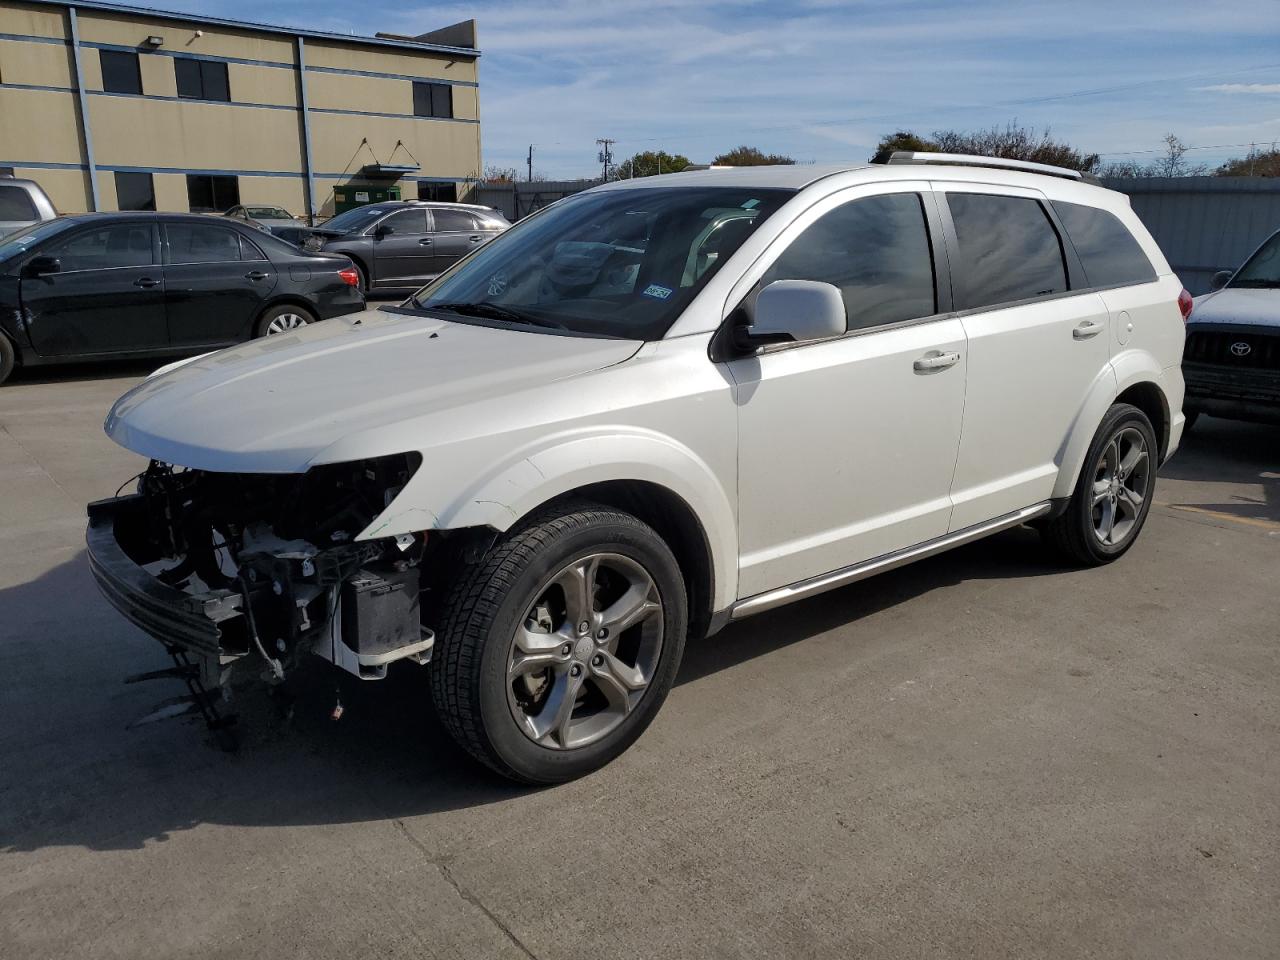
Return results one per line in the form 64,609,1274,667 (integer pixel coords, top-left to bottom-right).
223,204,311,246
0,176,57,238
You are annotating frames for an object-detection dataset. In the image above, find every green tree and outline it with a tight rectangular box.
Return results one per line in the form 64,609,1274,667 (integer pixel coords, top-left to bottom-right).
1215,147,1280,177
712,145,795,166
617,150,692,178
871,123,1098,173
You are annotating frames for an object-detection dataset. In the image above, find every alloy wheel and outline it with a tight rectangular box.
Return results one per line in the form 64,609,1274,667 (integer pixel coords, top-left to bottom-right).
265,312,309,335
506,552,664,750
1091,426,1150,547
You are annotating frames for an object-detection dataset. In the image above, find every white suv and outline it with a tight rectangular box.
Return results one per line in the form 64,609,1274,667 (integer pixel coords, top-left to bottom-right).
89,153,1188,782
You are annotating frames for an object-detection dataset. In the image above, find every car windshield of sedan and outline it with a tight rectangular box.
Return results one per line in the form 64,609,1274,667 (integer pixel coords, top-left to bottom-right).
246,206,292,220
0,218,73,262
409,187,792,340
1232,233,1280,288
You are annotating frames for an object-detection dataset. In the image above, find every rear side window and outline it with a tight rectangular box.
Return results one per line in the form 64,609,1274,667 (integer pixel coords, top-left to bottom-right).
946,193,1067,309
1052,201,1156,288
431,209,479,232
166,223,243,263
763,193,937,330
0,185,38,220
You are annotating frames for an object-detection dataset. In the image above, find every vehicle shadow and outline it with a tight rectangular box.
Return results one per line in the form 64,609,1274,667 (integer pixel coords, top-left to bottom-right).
7,358,169,386
1158,415,1280,524
0,527,1062,853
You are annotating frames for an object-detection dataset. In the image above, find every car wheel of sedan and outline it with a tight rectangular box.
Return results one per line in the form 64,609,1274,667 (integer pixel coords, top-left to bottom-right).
430,501,688,784
0,334,15,386
256,304,316,338
1043,402,1158,566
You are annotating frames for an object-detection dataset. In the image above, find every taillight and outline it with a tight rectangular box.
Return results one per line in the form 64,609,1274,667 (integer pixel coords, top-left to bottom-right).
1177,287,1193,322
338,266,359,287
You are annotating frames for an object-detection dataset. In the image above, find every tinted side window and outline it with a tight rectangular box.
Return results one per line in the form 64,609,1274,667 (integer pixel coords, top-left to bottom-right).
946,194,1066,309
99,50,142,95
379,209,428,234
0,185,38,220
762,193,936,330
1051,201,1156,288
431,209,478,232
166,223,243,263
45,224,154,271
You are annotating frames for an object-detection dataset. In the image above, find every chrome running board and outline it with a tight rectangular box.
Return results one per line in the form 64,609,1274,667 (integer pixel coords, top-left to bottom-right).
730,502,1052,620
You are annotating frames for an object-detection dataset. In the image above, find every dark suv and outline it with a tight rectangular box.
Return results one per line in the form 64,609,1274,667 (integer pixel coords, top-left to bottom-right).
306,201,509,292
1184,228,1280,427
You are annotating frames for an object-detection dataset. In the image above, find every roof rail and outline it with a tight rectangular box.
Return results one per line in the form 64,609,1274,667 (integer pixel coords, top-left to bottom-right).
886,151,1100,184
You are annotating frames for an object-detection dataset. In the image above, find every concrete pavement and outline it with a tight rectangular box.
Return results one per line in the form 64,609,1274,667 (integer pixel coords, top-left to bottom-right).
1,363,1277,959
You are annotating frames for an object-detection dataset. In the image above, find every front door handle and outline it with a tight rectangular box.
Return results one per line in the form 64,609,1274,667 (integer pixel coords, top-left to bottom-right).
133,277,160,288
913,350,961,372
245,270,270,281
468,235,482,243
1073,320,1105,340
418,238,433,246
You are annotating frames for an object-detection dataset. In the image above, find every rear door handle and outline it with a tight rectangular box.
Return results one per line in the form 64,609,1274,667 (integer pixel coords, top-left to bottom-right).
133,277,160,288
418,238,433,246
245,270,270,281
468,235,482,243
1073,320,1105,339
913,350,961,372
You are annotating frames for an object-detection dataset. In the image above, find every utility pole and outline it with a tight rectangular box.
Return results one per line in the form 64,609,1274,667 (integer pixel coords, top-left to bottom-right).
527,144,534,183
596,138,615,182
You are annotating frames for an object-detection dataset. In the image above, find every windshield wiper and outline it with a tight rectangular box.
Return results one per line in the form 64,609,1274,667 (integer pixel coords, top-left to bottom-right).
423,301,563,329
1231,279,1280,289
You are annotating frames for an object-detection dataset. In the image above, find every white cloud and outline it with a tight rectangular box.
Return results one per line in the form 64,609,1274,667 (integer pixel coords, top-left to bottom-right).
1198,83,1280,94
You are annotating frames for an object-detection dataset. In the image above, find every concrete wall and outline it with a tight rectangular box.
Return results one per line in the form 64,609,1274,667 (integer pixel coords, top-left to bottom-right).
1105,176,1280,294
0,0,481,217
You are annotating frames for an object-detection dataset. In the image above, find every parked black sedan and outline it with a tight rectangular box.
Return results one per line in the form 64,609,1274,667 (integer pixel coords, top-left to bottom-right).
0,212,364,384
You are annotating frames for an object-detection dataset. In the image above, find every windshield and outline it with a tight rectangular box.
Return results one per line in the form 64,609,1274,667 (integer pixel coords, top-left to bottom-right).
1232,232,1280,288
412,187,791,339
0,218,74,262
321,206,390,233
246,206,292,220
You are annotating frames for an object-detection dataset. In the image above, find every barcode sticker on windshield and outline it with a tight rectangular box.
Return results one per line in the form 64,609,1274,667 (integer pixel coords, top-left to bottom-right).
643,284,673,300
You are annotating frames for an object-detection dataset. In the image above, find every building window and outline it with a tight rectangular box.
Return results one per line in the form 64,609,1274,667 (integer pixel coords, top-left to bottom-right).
413,81,453,119
175,58,230,102
114,171,156,211
186,174,239,212
99,49,142,95
418,182,457,202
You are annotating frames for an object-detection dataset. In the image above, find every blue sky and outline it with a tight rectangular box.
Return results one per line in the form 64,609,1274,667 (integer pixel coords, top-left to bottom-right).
168,0,1280,178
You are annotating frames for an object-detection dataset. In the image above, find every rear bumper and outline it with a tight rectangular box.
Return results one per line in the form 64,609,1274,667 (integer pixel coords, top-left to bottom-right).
1183,362,1280,424
86,495,243,665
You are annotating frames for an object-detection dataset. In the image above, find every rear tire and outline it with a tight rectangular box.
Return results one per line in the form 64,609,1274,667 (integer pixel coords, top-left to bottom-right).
0,334,14,386
255,303,316,338
1043,403,1158,566
430,500,687,784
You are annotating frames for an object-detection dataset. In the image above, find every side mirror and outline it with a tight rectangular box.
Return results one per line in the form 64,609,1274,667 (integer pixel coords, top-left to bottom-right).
372,224,389,240
23,255,60,277
738,280,846,348
1210,270,1232,291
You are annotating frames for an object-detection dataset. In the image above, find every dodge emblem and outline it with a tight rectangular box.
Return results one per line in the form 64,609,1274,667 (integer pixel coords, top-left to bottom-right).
1230,341,1252,357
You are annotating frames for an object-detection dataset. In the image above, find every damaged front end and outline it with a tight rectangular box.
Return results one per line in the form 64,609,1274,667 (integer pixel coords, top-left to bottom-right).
87,453,444,732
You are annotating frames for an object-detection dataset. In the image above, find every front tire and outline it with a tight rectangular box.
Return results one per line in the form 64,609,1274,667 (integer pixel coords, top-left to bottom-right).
0,334,14,386
1043,403,1158,566
430,501,688,784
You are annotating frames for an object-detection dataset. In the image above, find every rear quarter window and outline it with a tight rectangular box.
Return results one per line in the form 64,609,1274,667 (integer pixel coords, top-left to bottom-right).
1051,201,1156,288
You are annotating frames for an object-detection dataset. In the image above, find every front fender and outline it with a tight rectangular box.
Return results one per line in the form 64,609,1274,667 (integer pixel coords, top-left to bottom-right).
364,427,740,612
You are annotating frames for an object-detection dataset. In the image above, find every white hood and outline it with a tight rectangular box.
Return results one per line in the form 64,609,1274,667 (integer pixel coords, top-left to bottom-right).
1190,287,1279,328
105,308,642,473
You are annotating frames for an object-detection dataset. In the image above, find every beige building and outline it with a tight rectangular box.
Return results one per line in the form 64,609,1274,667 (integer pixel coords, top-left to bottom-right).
0,0,482,218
